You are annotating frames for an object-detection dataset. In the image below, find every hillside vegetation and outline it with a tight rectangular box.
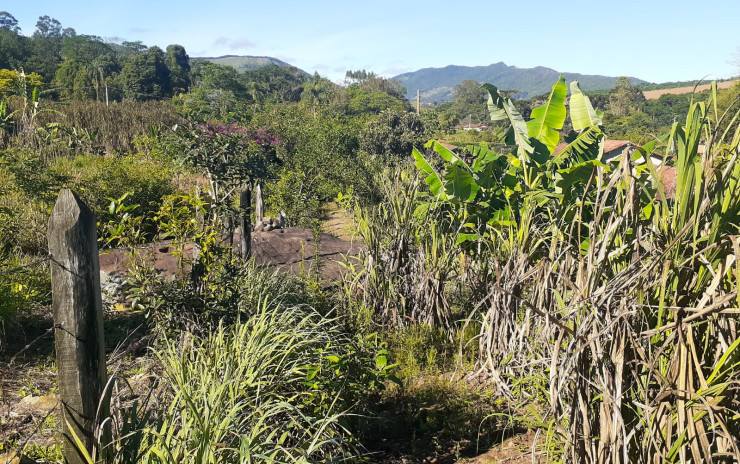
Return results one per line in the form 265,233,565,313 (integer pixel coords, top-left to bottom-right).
2,9,740,464
190,55,306,73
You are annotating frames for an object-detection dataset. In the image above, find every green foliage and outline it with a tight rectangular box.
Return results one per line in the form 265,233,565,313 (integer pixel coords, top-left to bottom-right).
405,78,740,462
359,108,429,159
242,65,307,103
300,72,335,117
136,304,386,463
366,377,512,458
0,252,51,325
52,153,176,233
177,62,251,120
253,105,380,226
165,44,190,95
452,79,488,123
608,76,646,117
0,148,68,253
343,172,459,330
166,122,279,237
345,85,409,116
119,46,172,101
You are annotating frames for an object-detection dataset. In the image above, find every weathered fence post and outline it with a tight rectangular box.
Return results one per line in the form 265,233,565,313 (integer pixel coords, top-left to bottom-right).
255,183,263,224
48,189,107,464
240,186,252,259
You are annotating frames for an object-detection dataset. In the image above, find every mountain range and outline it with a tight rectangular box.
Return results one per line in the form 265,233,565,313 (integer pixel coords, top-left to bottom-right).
191,56,649,101
392,62,648,102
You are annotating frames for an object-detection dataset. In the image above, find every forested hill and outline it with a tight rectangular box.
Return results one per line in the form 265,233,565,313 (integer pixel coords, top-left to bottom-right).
393,62,648,102
191,55,308,74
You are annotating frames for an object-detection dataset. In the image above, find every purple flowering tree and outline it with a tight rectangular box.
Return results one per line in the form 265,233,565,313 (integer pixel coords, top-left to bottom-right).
174,122,280,255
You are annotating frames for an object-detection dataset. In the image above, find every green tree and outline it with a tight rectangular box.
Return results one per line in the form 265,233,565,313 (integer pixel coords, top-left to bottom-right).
608,76,645,117
345,69,407,100
301,72,334,117
360,108,428,159
33,15,75,39
0,27,27,70
0,11,20,33
72,68,95,100
119,46,171,101
254,105,370,225
452,79,488,123
242,65,307,103
24,17,76,84
177,62,250,120
344,85,409,116
119,41,147,55
55,35,117,100
165,44,190,95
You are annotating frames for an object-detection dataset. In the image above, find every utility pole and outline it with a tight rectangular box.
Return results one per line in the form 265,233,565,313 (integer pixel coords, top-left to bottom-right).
416,89,420,115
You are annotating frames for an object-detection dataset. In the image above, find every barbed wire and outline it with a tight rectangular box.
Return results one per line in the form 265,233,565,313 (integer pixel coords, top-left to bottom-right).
0,253,51,276
7,325,58,365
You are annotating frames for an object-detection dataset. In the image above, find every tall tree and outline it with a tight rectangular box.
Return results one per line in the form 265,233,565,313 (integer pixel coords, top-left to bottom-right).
242,65,307,103
165,44,190,95
453,79,488,123
0,11,20,33
301,72,333,117
119,46,171,101
360,108,428,158
55,35,116,100
34,16,75,39
345,69,407,100
608,76,645,117
24,17,75,83
0,27,27,70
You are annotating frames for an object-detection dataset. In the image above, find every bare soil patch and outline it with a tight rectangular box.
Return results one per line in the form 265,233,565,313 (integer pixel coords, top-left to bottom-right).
643,80,738,99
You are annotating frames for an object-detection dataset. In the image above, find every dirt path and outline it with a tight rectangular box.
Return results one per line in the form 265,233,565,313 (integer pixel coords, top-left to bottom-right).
321,202,357,241
453,431,539,463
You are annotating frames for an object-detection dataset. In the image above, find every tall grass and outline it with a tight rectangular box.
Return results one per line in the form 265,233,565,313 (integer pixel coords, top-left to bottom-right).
474,93,740,461
139,302,353,463
349,83,740,461
346,172,459,330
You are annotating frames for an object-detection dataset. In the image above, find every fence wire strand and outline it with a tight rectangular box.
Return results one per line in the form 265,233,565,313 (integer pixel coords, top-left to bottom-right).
0,253,51,276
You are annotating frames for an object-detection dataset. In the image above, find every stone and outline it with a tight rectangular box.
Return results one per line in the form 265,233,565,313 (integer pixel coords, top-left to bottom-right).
278,211,286,229
18,394,60,414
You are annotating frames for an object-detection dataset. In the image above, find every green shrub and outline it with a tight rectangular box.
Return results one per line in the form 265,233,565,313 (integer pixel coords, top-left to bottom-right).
51,153,176,217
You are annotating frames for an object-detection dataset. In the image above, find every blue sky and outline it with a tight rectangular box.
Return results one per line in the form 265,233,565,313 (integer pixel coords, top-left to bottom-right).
4,0,739,84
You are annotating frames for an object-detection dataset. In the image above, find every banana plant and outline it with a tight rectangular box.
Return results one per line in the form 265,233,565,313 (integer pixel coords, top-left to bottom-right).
413,76,607,244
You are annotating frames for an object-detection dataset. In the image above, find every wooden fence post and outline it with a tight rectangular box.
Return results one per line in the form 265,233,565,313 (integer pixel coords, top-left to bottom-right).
48,189,107,464
240,186,252,259
255,183,263,224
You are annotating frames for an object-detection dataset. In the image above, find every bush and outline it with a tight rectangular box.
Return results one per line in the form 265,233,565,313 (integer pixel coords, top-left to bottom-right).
51,153,177,242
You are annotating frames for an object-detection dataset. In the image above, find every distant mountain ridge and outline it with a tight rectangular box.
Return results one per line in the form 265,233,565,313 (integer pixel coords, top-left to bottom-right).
392,62,648,102
191,55,308,74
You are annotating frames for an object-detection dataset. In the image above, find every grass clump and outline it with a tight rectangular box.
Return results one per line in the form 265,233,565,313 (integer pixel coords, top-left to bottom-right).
139,303,356,463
